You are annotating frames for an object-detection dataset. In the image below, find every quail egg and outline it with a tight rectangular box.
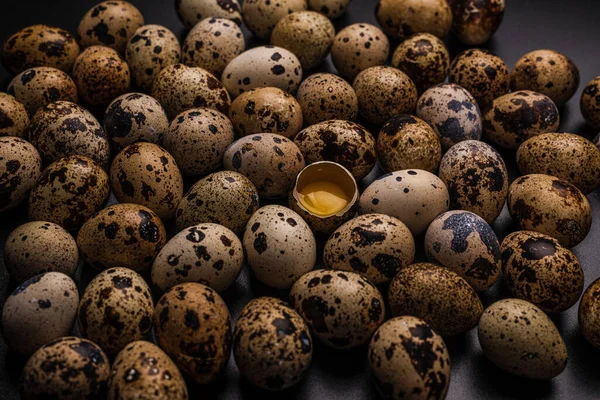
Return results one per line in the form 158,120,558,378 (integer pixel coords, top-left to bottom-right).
308,0,351,19
579,278,600,350
296,73,358,125
581,76,600,130
0,137,42,213
242,0,308,40
448,0,505,45
375,0,453,41
176,0,242,28
0,93,29,138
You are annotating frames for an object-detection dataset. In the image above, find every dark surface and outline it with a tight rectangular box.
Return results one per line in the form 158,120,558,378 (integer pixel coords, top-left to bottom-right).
1,0,600,399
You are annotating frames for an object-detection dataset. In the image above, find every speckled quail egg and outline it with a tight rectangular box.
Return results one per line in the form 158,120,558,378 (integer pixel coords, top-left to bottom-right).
2,24,80,75
182,17,244,78
163,108,234,176
8,67,78,116
152,63,231,119
229,87,303,138
359,170,450,237
271,11,335,70
243,205,317,289
110,142,184,220
511,50,580,108
176,0,242,28
308,0,350,18
296,73,358,125
152,223,244,292
449,49,510,107
502,231,583,314
483,91,560,149
78,267,154,357
579,278,600,350
109,341,188,400
425,210,501,291
224,133,305,199
77,203,167,272
581,76,600,130
77,1,144,54
175,170,260,234
1,272,79,355
126,24,181,92
508,174,592,248
354,66,418,126
416,83,482,150
391,33,450,94
233,297,313,390
294,120,375,181
331,23,389,81
242,0,308,40
388,263,484,336
72,46,131,106
324,213,415,284
153,283,232,384
369,316,451,400
103,93,169,151
0,137,42,213
0,93,29,138
21,337,110,400
28,156,110,231
377,115,442,173
478,298,567,379
438,140,508,223
448,0,505,45
222,46,303,98
28,101,111,167
517,133,600,195
290,270,385,349
375,0,453,41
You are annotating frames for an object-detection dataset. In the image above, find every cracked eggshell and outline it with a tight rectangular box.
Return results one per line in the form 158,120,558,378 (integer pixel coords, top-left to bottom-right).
242,0,307,40
581,76,600,130
176,0,242,29
375,0,453,41
448,0,505,46
0,93,29,138
296,73,358,126
478,298,567,379
308,0,351,19
0,137,42,213
579,278,600,350
243,205,316,289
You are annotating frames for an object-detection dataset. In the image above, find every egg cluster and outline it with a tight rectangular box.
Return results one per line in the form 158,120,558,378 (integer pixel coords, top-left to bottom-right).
0,0,599,399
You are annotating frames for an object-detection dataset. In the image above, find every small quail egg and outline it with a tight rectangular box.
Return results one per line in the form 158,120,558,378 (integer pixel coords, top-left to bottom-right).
296,73,358,125
0,93,29,138
242,0,308,40
448,0,505,45
0,136,42,213
375,0,453,41
176,0,242,28
579,278,600,350
309,0,350,19
581,76,600,130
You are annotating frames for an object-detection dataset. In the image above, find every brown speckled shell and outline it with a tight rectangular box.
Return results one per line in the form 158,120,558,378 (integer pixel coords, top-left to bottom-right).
478,298,567,379
375,0,453,41
296,73,358,126
388,263,484,336
290,269,385,349
581,76,600,130
579,278,600,350
448,0,505,46
233,297,313,390
176,0,242,29
0,137,42,213
0,93,29,138
153,283,231,384
507,174,592,248
308,0,350,18
242,0,307,40
369,316,451,400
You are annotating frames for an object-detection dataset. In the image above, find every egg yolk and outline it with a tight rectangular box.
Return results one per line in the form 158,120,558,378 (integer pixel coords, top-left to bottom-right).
298,181,350,216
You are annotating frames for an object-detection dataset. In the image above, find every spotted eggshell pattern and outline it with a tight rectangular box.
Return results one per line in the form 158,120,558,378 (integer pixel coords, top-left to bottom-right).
0,137,42,213
243,205,317,289
388,263,484,336
369,316,451,400
478,298,567,379
153,283,232,384
579,278,600,350
21,337,110,400
448,0,505,46
290,270,385,349
1,272,79,355
425,210,501,292
308,0,350,18
296,73,358,126
375,0,452,40
581,76,600,130
0,93,29,138
176,0,242,28
507,174,592,247
242,0,308,40
233,297,313,390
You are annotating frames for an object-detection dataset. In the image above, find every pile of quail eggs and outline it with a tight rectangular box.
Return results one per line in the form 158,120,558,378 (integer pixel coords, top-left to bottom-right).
1,0,600,398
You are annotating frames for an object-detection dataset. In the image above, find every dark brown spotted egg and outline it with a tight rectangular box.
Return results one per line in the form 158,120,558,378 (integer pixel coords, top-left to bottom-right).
110,142,184,220
0,93,29,138
581,76,600,130
77,0,144,54
324,213,415,284
8,66,78,116
388,263,484,336
21,337,110,400
501,231,583,314
242,0,308,40
153,283,232,384
0,137,42,213
579,278,600,350
233,297,313,390
416,83,482,150
2,24,80,75
28,156,110,231
1,272,79,355
296,73,358,125
507,174,592,247
369,316,451,400
176,0,242,28
243,205,317,289
438,140,509,223
425,210,501,292
290,270,385,349
448,0,505,45
77,203,167,272
28,101,111,168
175,170,260,234
152,223,244,293
308,0,350,19
294,120,375,181
375,0,453,41
478,298,567,379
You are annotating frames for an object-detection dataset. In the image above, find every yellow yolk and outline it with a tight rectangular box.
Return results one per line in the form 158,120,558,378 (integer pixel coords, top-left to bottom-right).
298,181,350,216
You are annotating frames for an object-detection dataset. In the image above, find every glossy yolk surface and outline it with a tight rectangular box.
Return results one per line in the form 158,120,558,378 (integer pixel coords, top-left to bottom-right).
298,181,349,216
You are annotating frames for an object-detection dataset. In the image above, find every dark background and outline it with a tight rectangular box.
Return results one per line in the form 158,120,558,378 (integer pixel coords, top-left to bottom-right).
1,0,600,399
